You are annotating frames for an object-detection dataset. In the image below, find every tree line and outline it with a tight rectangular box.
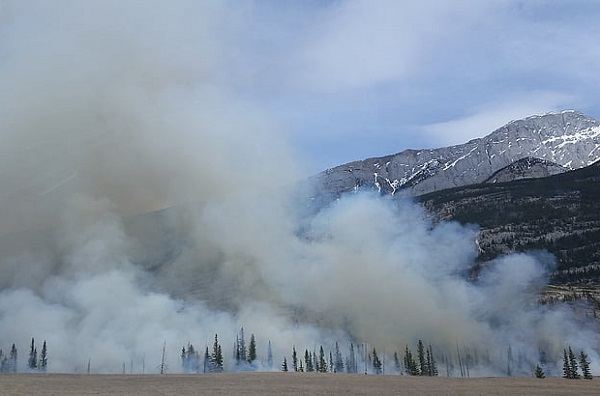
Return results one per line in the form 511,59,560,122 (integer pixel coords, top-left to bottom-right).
0,338,47,373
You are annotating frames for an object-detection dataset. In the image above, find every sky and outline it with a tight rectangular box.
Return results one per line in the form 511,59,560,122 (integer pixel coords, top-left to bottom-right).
3,0,600,173
218,0,600,171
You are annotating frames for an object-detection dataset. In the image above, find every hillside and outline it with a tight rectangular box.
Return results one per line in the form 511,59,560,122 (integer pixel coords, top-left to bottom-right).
419,160,600,284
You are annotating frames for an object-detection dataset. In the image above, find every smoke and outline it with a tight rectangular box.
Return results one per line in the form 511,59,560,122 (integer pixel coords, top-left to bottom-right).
0,0,598,375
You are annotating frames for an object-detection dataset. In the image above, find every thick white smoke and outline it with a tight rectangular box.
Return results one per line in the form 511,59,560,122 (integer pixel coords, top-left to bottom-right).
0,0,597,375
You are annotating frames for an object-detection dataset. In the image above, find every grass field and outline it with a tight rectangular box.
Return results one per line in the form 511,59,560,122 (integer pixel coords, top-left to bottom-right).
1,373,599,395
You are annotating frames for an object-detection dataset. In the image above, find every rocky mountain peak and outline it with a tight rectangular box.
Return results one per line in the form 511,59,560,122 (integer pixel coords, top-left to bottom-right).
312,110,600,201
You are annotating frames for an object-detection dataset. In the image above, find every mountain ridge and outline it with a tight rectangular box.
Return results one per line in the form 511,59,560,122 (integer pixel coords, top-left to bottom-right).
311,110,600,201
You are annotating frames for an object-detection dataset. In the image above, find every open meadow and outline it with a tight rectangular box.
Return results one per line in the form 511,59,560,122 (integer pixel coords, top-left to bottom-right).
1,373,599,396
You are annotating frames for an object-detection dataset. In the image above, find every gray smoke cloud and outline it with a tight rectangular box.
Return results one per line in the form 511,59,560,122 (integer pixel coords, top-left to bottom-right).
0,0,597,375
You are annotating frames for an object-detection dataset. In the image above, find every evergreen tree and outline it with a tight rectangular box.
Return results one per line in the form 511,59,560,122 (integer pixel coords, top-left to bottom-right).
298,360,304,372
248,334,257,364
347,343,356,374
305,350,313,372
28,338,37,370
428,345,438,376
394,352,401,374
281,357,288,372
404,346,418,376
568,347,580,379
579,351,592,380
292,346,298,372
267,340,273,369
10,344,17,373
534,364,545,378
181,346,187,370
563,349,572,379
334,342,344,373
318,346,327,373
237,328,246,364
39,341,48,372
372,348,382,375
329,351,334,373
417,340,426,376
211,334,224,372
313,349,318,373
203,347,210,373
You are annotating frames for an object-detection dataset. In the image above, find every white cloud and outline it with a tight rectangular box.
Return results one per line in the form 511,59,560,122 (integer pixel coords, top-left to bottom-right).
421,91,576,145
295,0,495,91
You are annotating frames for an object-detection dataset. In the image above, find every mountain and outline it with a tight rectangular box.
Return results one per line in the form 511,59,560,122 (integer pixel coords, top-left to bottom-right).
484,157,566,183
312,110,600,200
419,160,600,285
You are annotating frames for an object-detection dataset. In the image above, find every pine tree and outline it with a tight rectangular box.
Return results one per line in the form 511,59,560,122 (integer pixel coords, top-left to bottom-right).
318,346,327,373
203,347,210,373
563,349,572,379
347,343,356,374
534,364,545,378
404,346,418,376
237,328,246,364
579,351,592,380
298,360,304,372
248,334,257,364
394,352,401,374
267,340,273,369
39,341,48,372
372,348,382,375
334,342,344,373
428,345,438,376
329,351,333,373
29,338,37,370
305,350,313,372
568,347,580,379
281,357,288,372
417,340,426,376
211,334,224,372
292,346,298,372
181,346,187,370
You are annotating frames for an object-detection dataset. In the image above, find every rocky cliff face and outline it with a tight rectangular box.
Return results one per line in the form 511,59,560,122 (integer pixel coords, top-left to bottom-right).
312,111,600,200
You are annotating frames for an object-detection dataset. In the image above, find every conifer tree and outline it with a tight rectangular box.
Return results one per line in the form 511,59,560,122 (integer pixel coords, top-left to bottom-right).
404,346,418,376
534,364,545,378
181,346,187,370
39,341,48,372
394,352,401,374
428,345,438,376
248,334,257,364
579,351,592,380
334,342,344,373
281,357,288,372
203,347,210,373
267,340,273,369
298,360,304,372
28,338,37,370
347,343,356,374
417,340,426,376
563,349,572,379
211,334,224,372
372,348,382,375
292,346,298,372
329,351,333,373
305,350,313,372
10,344,17,373
318,346,327,373
568,347,580,379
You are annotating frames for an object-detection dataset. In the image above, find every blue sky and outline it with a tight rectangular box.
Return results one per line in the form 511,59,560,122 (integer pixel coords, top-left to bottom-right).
221,0,600,171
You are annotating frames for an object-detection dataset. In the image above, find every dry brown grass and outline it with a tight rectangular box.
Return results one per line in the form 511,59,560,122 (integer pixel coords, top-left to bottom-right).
1,372,599,395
